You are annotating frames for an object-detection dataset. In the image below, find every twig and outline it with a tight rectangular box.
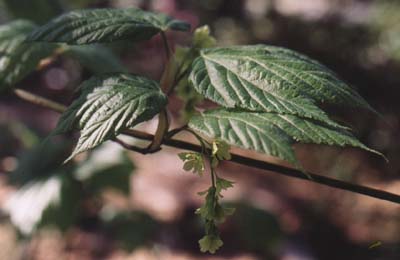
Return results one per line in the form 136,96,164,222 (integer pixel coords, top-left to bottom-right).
12,89,400,204
113,138,160,154
14,88,66,113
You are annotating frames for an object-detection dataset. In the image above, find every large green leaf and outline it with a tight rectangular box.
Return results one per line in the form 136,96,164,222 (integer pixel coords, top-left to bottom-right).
189,109,378,167
189,45,374,127
27,8,190,44
52,73,167,161
0,20,56,90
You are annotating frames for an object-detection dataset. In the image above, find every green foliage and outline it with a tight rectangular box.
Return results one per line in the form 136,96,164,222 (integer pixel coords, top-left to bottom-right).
8,141,71,185
52,73,168,161
193,25,217,49
27,8,190,44
199,234,224,254
0,5,385,255
75,143,135,195
196,183,235,254
0,20,57,90
36,174,81,233
196,186,234,223
189,45,375,128
178,152,205,176
63,45,126,74
4,140,135,236
189,108,379,167
215,177,234,197
211,139,231,167
4,174,80,235
176,25,217,121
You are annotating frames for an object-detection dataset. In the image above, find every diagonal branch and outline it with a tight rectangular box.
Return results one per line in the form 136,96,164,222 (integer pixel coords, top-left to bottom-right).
13,88,400,204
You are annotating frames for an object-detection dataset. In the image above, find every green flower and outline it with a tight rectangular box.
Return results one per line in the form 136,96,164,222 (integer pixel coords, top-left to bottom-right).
199,234,223,254
178,152,205,176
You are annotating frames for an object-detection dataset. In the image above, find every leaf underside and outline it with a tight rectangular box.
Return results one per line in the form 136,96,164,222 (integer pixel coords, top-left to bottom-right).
63,45,127,74
0,20,56,89
27,8,190,44
189,109,378,167
189,45,375,128
52,73,167,161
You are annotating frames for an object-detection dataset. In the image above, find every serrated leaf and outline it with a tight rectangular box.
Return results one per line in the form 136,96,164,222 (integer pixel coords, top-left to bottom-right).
216,177,234,193
52,73,167,161
189,45,375,128
63,45,126,74
189,108,379,167
0,20,57,90
178,152,205,176
27,8,190,45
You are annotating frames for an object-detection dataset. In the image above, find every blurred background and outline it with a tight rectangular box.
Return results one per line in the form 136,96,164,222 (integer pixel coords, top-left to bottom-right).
0,0,399,259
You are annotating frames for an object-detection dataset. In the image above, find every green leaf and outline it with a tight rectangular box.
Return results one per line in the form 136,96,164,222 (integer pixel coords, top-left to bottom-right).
199,235,223,254
189,45,375,128
27,8,190,44
175,25,216,122
189,108,379,167
178,152,205,176
63,45,126,74
212,140,231,161
196,187,216,220
74,143,135,195
4,174,80,235
52,73,167,161
216,177,234,195
0,20,57,90
8,141,71,186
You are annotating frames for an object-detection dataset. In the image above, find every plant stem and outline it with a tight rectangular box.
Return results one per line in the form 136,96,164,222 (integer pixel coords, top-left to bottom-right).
13,88,66,113
13,89,400,205
210,167,216,188
161,32,171,60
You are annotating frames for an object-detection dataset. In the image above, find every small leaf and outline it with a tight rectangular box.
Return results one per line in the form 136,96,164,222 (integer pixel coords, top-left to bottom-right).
213,204,233,223
189,45,376,127
196,187,217,220
212,140,231,161
189,108,380,167
178,152,205,176
199,235,223,254
52,73,167,161
27,8,190,45
216,177,234,194
0,20,57,90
